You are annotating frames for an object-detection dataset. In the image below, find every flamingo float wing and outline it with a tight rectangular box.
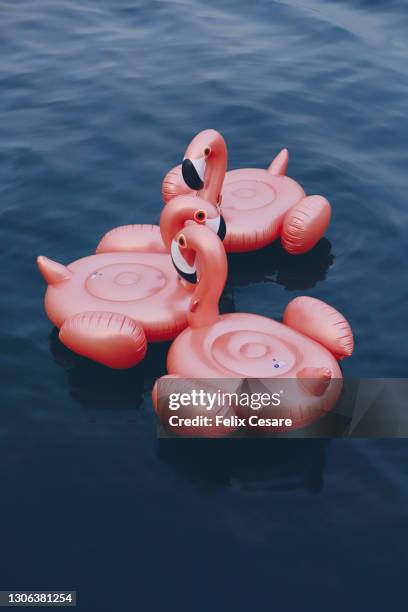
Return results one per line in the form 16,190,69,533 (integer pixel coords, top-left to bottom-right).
152,375,238,437
96,224,167,254
281,195,331,254
59,311,147,368
162,164,191,204
284,297,354,360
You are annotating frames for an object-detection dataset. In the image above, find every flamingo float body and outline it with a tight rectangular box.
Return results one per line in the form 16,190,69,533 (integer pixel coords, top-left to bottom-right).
153,225,354,434
37,197,225,368
162,129,331,254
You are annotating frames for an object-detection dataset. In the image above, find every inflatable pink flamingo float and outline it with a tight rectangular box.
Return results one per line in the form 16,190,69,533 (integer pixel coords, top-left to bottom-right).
37,196,225,368
153,225,354,434
162,129,331,254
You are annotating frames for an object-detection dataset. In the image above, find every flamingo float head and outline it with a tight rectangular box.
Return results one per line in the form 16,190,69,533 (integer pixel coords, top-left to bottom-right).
171,224,227,328
160,194,226,254
181,129,227,205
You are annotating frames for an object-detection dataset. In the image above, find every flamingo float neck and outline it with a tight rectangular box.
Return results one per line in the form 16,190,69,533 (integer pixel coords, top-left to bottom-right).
173,225,227,328
181,129,227,205
159,195,224,252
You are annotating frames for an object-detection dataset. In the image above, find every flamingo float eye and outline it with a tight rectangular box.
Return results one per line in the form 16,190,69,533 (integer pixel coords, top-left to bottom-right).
204,147,211,157
194,210,207,224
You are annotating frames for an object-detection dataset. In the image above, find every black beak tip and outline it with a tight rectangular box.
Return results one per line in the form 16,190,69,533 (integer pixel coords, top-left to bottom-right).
218,215,227,241
182,159,204,191
171,260,198,284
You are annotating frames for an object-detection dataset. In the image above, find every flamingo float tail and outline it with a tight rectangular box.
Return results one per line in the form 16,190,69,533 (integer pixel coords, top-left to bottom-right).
267,148,289,176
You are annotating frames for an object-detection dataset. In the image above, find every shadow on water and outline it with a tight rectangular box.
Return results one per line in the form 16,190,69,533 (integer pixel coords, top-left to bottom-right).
227,238,334,290
49,328,170,411
157,437,330,494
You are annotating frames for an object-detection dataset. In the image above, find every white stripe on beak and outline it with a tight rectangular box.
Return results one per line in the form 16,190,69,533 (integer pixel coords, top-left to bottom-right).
191,157,206,182
171,240,196,275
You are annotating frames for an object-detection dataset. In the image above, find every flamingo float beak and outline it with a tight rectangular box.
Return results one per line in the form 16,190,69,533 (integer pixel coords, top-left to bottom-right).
170,235,198,284
206,213,227,242
182,156,206,190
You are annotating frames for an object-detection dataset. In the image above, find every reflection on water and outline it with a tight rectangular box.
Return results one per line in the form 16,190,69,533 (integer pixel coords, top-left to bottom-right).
228,238,334,290
1,0,408,608
50,328,170,411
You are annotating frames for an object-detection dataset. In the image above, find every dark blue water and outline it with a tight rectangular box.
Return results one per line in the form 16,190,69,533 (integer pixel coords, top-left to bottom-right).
1,1,407,610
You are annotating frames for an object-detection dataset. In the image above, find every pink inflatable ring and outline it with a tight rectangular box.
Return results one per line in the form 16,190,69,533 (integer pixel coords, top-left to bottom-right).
37,225,195,368
162,129,331,254
37,188,235,368
153,225,354,435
